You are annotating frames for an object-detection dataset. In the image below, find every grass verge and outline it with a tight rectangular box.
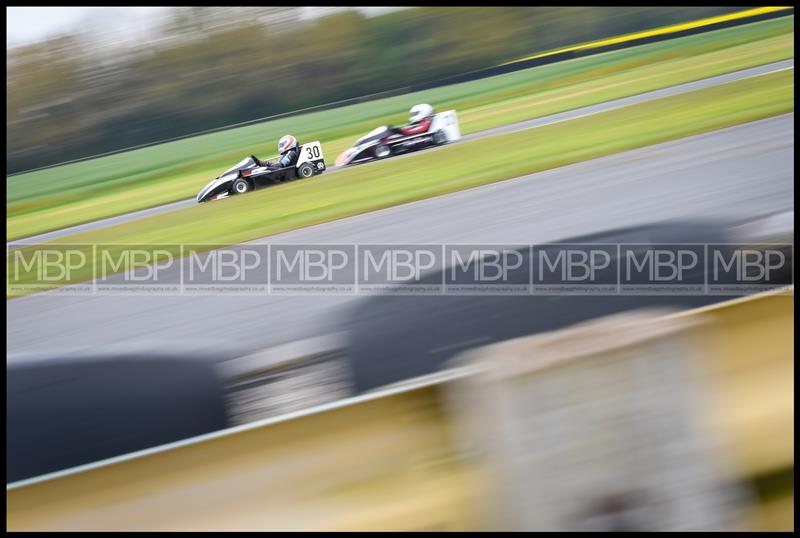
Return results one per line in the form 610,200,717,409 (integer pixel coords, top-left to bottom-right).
6,16,794,240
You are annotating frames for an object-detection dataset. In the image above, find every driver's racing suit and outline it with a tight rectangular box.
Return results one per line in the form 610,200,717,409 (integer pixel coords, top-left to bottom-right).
260,147,300,169
399,117,432,136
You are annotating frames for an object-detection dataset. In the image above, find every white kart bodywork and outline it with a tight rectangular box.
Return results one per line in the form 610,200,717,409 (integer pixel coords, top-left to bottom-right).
295,141,325,168
428,110,461,143
335,111,461,166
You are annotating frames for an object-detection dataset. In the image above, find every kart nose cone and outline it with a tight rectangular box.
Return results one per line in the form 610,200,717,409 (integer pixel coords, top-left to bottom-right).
197,188,209,203
335,150,352,166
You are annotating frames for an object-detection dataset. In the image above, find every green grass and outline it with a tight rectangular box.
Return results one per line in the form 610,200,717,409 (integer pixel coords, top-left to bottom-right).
7,69,793,298
5,15,794,241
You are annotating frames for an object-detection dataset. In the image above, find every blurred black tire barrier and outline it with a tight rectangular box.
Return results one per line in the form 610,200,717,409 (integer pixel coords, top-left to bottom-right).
345,219,793,393
7,357,230,484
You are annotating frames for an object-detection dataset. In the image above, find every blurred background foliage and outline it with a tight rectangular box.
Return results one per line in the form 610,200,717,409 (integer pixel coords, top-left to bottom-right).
7,6,744,174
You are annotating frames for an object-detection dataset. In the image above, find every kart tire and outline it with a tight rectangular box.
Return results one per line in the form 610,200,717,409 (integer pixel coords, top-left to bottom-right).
297,163,315,179
374,144,391,159
232,178,251,194
433,130,448,145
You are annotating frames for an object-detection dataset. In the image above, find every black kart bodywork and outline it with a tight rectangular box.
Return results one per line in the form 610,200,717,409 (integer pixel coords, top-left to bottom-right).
197,141,326,203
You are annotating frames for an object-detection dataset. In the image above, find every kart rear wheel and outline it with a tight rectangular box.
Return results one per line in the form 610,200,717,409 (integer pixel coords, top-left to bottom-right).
297,163,315,179
232,178,251,194
374,144,391,159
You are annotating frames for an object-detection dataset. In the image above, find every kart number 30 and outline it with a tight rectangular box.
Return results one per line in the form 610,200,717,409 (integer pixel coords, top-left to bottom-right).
306,146,321,159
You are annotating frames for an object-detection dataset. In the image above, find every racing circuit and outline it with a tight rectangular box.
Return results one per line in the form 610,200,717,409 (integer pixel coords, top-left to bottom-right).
9,59,793,245
7,8,795,531
8,111,794,393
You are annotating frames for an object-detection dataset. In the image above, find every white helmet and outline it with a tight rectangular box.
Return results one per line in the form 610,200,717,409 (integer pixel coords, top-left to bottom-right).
409,103,434,124
278,134,298,155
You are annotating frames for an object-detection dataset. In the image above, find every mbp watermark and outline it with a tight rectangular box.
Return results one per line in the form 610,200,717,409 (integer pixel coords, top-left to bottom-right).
95,244,181,294
620,244,705,295
533,244,618,294
6,241,793,297
445,245,529,295
7,244,93,295
708,244,793,294
269,244,356,294
182,244,269,294
358,245,444,294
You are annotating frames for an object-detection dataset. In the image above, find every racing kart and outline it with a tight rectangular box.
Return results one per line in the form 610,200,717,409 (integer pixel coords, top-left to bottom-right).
334,110,461,167
197,141,326,203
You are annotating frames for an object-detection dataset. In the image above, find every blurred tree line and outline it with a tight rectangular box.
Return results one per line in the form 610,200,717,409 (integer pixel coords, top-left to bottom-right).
7,6,742,173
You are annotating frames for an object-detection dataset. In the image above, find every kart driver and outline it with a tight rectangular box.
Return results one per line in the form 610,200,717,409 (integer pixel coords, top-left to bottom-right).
399,104,434,136
259,135,300,169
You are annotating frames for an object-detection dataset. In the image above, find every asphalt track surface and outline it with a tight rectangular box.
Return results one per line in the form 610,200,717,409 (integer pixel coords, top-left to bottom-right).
11,59,793,245
8,114,794,381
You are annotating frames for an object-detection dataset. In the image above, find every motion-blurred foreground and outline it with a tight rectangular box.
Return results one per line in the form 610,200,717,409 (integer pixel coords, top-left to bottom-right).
7,289,794,531
7,215,794,531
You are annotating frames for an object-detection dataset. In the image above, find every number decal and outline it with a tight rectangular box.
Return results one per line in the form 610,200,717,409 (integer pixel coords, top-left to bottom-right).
306,145,321,160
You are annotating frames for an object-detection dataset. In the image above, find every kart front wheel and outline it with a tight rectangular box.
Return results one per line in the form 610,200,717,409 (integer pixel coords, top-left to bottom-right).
433,130,447,145
232,178,252,194
374,144,391,159
297,163,315,178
